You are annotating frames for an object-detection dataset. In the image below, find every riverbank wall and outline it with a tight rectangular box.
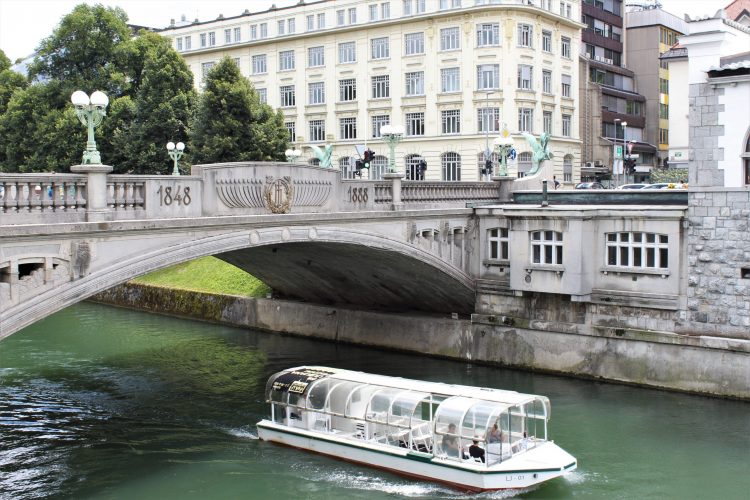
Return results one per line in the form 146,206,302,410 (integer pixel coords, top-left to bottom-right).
92,284,749,400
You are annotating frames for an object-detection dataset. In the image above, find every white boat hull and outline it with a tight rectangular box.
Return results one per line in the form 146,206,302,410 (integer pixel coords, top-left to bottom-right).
257,420,576,492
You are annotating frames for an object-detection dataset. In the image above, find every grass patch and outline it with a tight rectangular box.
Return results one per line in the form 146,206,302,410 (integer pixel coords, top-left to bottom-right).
131,256,270,297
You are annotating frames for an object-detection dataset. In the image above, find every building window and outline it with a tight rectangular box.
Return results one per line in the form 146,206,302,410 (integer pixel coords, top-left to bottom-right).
518,108,533,133
478,107,500,133
176,37,183,51
660,78,669,94
285,121,296,143
543,111,552,135
372,115,390,138
405,32,424,55
260,23,267,38
309,82,325,104
279,50,295,71
256,88,267,104
743,134,750,185
234,27,241,41
542,30,552,52
340,156,356,179
517,65,533,90
308,46,325,67
403,0,426,15
441,67,460,92
349,7,357,23
563,155,573,182
368,155,386,180
405,71,424,96
542,70,552,94
251,25,258,40
184,36,191,50
442,152,461,181
660,103,669,119
339,78,356,101
309,120,326,142
382,2,391,19
561,74,572,97
518,24,533,48
531,230,563,265
208,32,216,46
440,27,460,50
252,54,266,74
340,117,357,139
372,75,390,98
517,152,532,177
317,13,326,29
224,29,232,44
405,153,423,180
201,62,215,79
442,109,461,135
562,114,571,137
288,18,295,34
659,128,669,144
406,112,424,136
307,15,314,31
339,42,356,63
561,36,571,58
369,4,379,21
200,33,207,47
440,0,462,9
280,85,295,107
371,37,390,60
477,64,500,90
337,9,345,26
606,232,669,269
488,228,509,260
476,23,500,47
278,20,286,35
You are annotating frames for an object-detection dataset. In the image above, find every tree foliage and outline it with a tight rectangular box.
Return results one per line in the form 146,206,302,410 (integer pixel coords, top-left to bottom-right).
191,57,288,164
0,49,11,72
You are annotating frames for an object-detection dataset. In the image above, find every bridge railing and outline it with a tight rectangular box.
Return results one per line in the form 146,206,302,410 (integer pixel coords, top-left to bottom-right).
373,181,502,208
0,174,88,222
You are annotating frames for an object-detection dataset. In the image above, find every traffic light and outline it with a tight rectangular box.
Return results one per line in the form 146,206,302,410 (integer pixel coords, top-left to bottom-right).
625,157,637,174
362,149,375,168
484,159,492,175
418,159,427,180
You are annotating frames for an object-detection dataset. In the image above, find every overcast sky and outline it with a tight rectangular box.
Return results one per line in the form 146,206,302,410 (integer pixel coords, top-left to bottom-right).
0,0,733,63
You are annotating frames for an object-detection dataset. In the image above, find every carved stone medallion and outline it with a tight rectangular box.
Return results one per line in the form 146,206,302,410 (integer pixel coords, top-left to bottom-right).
263,176,294,214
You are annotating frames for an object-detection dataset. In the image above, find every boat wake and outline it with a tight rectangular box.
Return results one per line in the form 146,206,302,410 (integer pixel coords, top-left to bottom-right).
222,427,259,440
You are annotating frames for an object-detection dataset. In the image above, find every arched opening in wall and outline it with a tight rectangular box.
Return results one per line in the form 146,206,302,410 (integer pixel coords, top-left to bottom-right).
477,151,499,178
371,155,388,180
563,155,573,183
339,156,356,180
743,130,750,185
442,152,461,181
405,154,422,180
308,158,320,167
517,152,532,178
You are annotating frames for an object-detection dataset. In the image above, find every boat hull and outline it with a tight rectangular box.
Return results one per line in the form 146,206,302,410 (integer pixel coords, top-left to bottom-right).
257,420,576,492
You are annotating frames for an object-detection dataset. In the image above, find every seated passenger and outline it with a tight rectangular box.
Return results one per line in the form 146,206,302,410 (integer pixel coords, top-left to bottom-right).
442,423,460,457
469,439,485,463
488,423,502,443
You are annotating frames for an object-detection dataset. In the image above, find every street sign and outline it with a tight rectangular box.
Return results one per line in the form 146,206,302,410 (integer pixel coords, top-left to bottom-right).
614,145,623,159
509,148,517,160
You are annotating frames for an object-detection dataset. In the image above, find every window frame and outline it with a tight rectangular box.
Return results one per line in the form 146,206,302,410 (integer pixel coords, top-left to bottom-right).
530,230,564,266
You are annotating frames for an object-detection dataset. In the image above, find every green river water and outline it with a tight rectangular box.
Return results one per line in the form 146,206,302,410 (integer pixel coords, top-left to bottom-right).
0,302,748,499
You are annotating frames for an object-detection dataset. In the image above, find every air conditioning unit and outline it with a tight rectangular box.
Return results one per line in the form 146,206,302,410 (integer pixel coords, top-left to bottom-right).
604,58,613,65
594,55,604,62
585,162,593,168
594,160,603,166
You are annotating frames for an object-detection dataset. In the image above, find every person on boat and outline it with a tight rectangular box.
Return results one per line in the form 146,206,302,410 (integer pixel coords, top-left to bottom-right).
488,423,502,443
469,438,485,463
442,423,460,457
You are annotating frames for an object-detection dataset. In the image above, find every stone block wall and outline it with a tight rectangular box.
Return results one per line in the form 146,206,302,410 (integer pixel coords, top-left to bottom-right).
686,189,750,338
688,83,726,187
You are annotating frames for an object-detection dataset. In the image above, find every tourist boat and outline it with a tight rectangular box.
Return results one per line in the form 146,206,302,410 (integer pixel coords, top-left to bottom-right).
256,366,577,492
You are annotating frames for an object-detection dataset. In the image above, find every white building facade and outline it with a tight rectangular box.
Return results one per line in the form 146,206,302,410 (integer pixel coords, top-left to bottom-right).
159,0,583,183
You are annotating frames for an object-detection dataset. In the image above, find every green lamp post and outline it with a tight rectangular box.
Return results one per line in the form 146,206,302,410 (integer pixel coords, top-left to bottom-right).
380,124,405,174
493,126,514,177
166,141,185,176
71,90,109,165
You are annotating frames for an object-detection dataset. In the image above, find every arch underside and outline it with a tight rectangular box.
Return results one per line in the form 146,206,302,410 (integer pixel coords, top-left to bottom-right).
217,242,475,314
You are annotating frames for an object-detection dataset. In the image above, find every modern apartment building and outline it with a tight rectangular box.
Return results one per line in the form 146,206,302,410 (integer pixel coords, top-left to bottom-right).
158,0,583,183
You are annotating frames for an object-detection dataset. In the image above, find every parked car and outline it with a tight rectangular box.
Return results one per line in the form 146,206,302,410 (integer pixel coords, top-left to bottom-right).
616,183,649,190
642,183,671,189
575,182,605,189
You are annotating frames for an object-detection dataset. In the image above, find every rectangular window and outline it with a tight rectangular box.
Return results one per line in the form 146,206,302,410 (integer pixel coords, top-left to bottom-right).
561,74,571,97
308,46,325,67
542,70,552,93
660,103,669,119
278,20,286,35
372,115,390,138
309,82,325,104
440,0,462,8
369,4,378,21
372,75,390,98
280,85,296,107
201,62,215,79
477,64,500,90
371,37,390,59
405,32,424,55
561,36,571,58
606,232,669,270
478,107,500,133
442,109,461,134
562,114,571,137
208,32,216,46
200,33,207,47
234,27,241,41
517,64,533,90
184,36,191,50
531,230,563,265
306,15,314,31
257,88,267,104
519,108,533,132
440,27,460,50
260,23,267,38
285,121,296,143
339,42,356,63
518,24,533,47
476,23,500,47
542,30,552,52
309,120,326,142
337,9,345,26
406,112,425,136
441,67,460,92
339,79,356,101
252,54,267,74
382,2,390,19
279,50,295,71
488,228,509,261
405,71,424,95
251,25,257,40
403,0,413,15
543,110,552,135
659,128,669,144
225,29,232,44
176,37,183,51
660,78,669,94
340,117,357,139
317,13,325,29
349,8,357,23
288,18,295,34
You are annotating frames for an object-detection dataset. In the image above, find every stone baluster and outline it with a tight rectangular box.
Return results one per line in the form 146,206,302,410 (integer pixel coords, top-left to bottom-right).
75,179,87,210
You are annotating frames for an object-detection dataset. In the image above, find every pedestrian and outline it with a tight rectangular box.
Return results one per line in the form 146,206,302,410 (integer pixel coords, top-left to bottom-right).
553,176,560,190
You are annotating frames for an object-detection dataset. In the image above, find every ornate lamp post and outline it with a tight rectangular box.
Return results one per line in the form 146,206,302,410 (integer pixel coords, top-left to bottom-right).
166,141,185,176
493,126,515,177
380,124,405,174
71,90,109,164
285,148,302,163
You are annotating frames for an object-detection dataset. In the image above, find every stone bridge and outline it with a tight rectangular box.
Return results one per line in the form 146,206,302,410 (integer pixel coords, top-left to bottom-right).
0,162,505,339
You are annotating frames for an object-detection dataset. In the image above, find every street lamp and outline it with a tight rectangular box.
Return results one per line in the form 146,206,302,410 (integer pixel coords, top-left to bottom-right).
380,124,405,174
71,90,109,164
493,125,514,177
285,148,302,163
166,141,185,176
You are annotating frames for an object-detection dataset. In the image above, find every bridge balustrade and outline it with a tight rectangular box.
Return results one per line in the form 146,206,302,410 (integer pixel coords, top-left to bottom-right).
0,174,88,219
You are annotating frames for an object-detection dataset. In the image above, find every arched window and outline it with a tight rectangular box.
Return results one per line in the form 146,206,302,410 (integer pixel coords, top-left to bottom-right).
371,155,388,180
517,152,532,178
744,131,750,185
339,156,356,179
477,151,499,178
442,152,461,181
563,155,573,182
405,154,422,180
308,158,320,167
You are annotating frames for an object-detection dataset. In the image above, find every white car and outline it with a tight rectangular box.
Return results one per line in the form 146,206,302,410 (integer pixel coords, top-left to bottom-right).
616,184,649,190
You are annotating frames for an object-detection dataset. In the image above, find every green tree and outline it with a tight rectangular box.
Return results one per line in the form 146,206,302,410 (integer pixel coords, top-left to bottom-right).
191,57,288,164
0,49,11,72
